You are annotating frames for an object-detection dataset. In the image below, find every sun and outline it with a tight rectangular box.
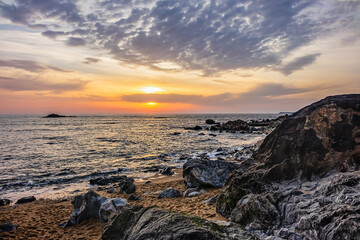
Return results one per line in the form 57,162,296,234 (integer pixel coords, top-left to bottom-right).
146,102,157,106
141,87,164,94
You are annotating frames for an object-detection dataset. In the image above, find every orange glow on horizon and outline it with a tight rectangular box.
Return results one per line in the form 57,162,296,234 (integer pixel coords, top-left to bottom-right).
145,102,157,106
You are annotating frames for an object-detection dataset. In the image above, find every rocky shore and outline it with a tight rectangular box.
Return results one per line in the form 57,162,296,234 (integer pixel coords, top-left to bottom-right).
1,94,359,239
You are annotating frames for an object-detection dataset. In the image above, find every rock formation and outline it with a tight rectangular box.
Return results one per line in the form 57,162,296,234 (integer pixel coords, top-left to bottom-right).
216,94,360,239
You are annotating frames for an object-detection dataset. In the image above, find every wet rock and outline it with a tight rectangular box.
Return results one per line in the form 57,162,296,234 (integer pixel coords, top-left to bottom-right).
119,177,136,194
16,196,36,204
185,125,202,130
102,207,257,240
206,119,217,124
183,158,238,188
127,194,141,201
159,166,174,175
158,188,181,199
144,180,151,184
90,175,127,186
65,190,103,226
99,198,130,223
107,187,114,193
204,195,217,204
0,199,10,206
0,223,18,233
170,132,181,136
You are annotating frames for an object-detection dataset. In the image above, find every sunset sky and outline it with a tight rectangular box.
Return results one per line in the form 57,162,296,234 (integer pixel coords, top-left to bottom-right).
0,0,359,114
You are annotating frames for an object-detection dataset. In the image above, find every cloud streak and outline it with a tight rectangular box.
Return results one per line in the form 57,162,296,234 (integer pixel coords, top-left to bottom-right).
0,76,87,92
277,54,321,75
0,59,71,72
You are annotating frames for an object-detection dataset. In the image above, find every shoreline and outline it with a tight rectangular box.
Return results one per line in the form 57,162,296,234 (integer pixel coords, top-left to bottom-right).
0,169,226,240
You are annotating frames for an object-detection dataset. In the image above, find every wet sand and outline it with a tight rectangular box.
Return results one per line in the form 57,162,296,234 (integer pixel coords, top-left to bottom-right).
0,169,225,239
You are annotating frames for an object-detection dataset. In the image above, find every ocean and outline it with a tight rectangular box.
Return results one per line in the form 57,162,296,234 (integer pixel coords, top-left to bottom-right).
0,114,279,201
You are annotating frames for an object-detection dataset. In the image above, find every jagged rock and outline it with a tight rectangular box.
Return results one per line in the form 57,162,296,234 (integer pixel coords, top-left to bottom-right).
0,199,10,206
216,94,360,239
159,166,174,175
102,207,258,240
183,158,238,188
0,223,18,233
158,188,181,198
204,195,217,204
99,198,130,223
65,190,104,226
206,119,217,124
16,196,36,204
119,177,136,194
127,194,141,201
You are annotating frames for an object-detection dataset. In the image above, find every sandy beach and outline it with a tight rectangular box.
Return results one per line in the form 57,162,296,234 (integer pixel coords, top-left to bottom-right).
0,169,225,240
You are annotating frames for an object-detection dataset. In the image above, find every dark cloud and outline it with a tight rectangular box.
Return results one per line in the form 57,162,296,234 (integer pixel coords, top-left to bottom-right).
42,30,65,39
0,0,83,28
1,0,358,74
66,37,86,46
121,83,309,106
0,76,87,92
277,53,321,75
0,59,71,72
83,57,101,64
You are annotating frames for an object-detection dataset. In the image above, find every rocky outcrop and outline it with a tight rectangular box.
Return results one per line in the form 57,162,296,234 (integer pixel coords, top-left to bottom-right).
102,207,257,240
206,119,217,124
159,166,174,175
183,158,238,188
16,196,36,204
216,94,360,239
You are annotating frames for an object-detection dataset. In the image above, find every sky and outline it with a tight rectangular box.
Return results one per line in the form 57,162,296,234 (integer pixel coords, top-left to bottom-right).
0,0,359,114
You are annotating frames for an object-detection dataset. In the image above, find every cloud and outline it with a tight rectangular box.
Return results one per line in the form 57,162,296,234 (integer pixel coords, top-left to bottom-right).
83,57,101,64
0,0,83,28
0,59,71,72
0,0,359,74
121,83,309,106
66,37,86,46
0,76,87,92
42,30,65,39
277,53,321,75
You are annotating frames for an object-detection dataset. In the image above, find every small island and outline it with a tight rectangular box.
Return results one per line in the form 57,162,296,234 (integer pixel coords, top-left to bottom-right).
43,113,76,118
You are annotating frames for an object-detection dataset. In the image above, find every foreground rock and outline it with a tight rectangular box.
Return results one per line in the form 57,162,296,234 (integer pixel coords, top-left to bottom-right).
119,177,136,194
216,94,360,239
16,196,36,204
0,223,18,233
90,175,127,186
102,207,257,240
183,158,238,188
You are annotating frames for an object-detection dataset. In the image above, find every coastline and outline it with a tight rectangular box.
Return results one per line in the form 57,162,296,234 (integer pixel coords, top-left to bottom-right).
0,169,225,240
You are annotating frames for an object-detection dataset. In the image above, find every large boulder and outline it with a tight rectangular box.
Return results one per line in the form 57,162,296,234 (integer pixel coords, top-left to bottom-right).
158,188,181,199
102,207,257,240
216,94,360,239
183,158,238,188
